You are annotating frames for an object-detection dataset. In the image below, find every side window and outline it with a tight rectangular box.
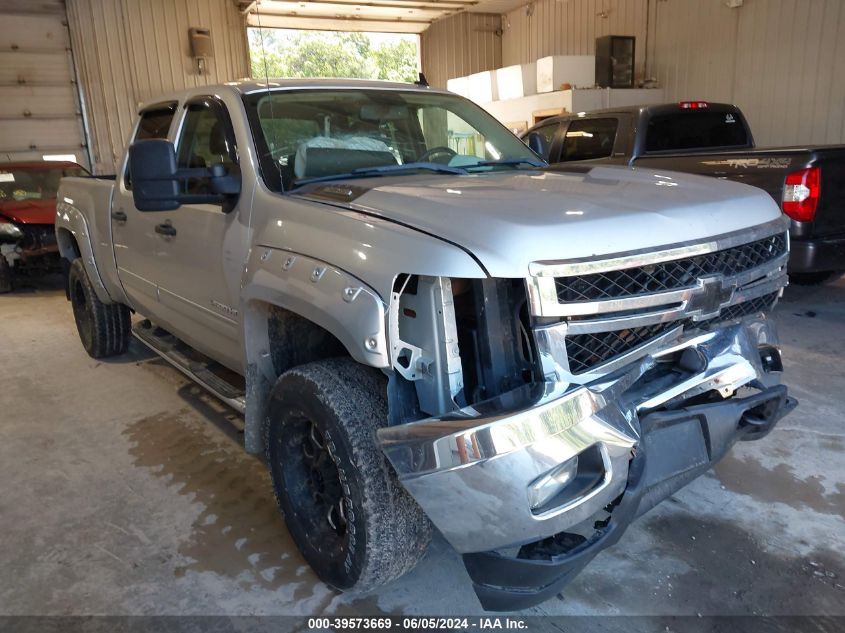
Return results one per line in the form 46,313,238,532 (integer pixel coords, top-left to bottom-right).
524,122,559,160
560,118,619,162
124,104,176,188
176,100,239,197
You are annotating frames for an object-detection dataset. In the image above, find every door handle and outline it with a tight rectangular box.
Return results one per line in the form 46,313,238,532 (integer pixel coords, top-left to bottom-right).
111,210,127,223
155,222,177,237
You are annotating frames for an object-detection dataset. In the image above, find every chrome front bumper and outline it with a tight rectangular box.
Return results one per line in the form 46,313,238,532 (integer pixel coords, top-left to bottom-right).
377,318,786,556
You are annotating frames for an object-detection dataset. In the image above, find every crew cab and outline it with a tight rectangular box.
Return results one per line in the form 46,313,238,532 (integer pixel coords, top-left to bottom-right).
56,80,796,610
522,102,845,283
0,161,86,292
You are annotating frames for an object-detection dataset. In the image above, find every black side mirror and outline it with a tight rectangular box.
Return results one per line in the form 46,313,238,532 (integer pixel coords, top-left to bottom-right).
209,163,241,196
128,140,242,211
128,139,181,211
525,132,548,159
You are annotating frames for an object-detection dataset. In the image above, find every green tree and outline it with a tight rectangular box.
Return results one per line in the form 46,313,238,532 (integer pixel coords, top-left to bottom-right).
372,39,419,82
249,28,418,83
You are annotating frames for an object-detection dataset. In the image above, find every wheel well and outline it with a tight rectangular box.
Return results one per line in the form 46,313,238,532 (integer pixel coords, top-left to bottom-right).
242,302,355,455
56,228,81,261
56,229,81,300
267,304,350,375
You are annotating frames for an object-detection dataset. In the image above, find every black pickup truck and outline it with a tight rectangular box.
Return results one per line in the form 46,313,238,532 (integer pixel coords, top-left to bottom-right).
522,102,845,283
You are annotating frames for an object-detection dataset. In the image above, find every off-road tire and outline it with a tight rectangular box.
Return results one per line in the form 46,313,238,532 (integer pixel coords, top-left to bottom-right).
789,271,840,286
0,258,11,294
264,358,432,592
68,258,130,358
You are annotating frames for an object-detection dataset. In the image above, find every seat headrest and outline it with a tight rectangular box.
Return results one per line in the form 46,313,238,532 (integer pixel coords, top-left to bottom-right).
299,147,398,179
209,121,229,157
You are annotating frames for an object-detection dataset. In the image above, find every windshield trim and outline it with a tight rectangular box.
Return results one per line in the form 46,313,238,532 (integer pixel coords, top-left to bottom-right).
241,84,454,96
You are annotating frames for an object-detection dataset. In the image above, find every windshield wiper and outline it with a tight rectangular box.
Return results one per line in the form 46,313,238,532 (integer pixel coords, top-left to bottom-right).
468,157,547,169
295,161,468,186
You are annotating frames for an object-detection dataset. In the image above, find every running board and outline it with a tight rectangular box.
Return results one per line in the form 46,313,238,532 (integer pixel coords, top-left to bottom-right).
132,321,246,414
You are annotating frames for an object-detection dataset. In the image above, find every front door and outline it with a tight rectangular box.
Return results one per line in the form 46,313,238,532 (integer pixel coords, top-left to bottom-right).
112,102,178,317
153,96,244,371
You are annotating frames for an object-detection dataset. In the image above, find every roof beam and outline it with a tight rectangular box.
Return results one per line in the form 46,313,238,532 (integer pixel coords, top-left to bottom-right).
245,13,431,32
265,0,473,10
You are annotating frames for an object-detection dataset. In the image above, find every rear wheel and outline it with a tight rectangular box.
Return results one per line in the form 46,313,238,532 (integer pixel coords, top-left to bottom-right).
68,258,130,358
264,358,431,592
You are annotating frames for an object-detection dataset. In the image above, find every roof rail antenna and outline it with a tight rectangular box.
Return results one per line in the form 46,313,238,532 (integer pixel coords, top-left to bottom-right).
415,72,429,87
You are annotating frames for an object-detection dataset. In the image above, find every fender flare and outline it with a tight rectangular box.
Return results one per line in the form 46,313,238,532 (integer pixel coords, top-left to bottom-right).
55,201,114,304
239,246,389,453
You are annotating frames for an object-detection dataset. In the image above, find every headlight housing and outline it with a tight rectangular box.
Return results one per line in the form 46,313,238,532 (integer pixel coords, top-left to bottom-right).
0,218,23,242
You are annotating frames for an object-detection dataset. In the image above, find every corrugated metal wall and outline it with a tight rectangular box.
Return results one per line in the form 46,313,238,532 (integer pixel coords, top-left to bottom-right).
501,0,649,79
66,0,249,174
734,0,845,146
650,0,845,146
648,0,738,103
421,13,502,88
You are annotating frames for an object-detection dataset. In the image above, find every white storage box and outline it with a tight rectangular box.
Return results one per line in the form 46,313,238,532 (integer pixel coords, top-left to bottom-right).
446,76,469,98
536,56,595,93
496,63,537,101
466,70,498,103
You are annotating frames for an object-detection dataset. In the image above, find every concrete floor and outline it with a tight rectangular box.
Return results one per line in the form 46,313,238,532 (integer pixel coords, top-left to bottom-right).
0,274,843,618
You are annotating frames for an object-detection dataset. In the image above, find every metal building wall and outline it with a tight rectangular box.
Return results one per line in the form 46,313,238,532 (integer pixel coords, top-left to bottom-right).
66,0,249,174
733,0,845,146
501,0,649,80
421,13,502,88
650,0,845,146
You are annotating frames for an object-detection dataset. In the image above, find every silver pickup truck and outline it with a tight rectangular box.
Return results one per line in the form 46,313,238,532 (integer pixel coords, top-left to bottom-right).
56,79,797,611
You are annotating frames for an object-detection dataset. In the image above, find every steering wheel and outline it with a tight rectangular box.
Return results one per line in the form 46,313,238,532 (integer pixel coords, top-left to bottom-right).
418,146,457,164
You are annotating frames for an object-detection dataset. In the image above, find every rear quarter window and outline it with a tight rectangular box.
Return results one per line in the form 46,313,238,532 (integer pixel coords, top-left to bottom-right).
645,111,749,152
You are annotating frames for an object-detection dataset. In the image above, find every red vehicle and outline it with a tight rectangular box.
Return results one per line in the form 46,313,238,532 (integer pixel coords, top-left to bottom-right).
0,161,87,292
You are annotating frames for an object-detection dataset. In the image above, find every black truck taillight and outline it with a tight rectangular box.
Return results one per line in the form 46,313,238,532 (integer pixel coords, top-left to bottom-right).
782,166,820,222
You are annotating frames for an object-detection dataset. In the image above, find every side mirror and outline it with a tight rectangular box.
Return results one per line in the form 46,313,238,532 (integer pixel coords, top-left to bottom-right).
128,139,242,211
208,163,241,196
525,132,548,159
128,139,182,211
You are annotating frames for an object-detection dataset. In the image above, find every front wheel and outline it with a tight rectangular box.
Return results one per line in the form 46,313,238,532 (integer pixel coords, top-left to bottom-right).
264,358,432,592
68,258,131,358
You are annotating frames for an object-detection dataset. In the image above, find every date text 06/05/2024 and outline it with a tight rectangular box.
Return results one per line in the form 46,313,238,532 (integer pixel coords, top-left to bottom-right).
306,617,529,630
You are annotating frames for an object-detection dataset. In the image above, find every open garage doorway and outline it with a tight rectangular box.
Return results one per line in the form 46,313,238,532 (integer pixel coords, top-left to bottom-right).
248,28,420,83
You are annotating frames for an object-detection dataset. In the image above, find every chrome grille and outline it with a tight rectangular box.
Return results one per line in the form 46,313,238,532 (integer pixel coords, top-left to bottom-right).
555,233,787,303
565,292,780,374
566,322,680,374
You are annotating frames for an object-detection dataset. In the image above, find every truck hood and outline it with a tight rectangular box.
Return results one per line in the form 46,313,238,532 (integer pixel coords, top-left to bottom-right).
0,199,56,225
296,166,785,277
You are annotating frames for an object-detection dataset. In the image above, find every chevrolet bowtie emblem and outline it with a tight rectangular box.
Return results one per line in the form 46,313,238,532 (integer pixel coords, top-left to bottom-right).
687,275,737,320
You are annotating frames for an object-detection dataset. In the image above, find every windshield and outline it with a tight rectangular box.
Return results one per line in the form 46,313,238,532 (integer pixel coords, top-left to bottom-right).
243,88,541,191
0,165,85,202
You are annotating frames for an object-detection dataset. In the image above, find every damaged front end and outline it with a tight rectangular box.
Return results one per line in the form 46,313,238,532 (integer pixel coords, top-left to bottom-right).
377,217,797,610
0,217,60,288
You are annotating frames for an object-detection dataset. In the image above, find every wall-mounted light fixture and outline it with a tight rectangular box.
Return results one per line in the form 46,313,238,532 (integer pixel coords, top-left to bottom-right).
189,27,213,75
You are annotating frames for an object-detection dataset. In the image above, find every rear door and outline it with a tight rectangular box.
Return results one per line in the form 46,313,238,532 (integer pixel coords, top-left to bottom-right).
112,103,177,316
152,96,243,371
